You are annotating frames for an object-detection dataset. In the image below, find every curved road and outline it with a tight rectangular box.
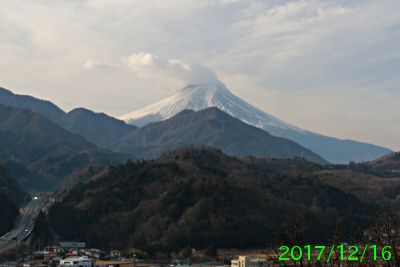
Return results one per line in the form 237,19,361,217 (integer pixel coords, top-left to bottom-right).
0,198,42,252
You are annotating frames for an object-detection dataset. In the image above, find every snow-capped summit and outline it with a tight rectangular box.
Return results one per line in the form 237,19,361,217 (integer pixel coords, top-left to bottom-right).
120,83,392,164
120,84,303,132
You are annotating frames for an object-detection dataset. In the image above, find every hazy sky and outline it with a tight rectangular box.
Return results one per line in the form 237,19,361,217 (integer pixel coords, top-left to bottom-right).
1,0,399,151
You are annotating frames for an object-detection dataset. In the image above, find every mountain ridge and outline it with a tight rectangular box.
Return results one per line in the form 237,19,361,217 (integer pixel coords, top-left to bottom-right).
120,84,392,163
0,104,131,191
0,86,138,149
110,107,328,163
58,107,138,148
120,84,302,132
0,87,65,122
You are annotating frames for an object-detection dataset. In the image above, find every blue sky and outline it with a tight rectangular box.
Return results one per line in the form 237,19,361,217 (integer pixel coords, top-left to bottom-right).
0,0,399,151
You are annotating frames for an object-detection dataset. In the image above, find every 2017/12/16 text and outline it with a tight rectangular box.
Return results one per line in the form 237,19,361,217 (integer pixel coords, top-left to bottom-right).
278,245,392,262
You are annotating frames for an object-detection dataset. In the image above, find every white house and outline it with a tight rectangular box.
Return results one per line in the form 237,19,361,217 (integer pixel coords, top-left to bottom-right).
60,256,92,267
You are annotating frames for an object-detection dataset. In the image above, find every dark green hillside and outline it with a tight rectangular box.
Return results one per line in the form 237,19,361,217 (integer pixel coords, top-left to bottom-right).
0,104,95,164
0,149,130,192
0,159,55,192
0,192,19,236
58,108,138,148
28,149,130,190
0,104,131,191
0,166,23,235
0,165,28,206
48,146,381,252
0,87,137,150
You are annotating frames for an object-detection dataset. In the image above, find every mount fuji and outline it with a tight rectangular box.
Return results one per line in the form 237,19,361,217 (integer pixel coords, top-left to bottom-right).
120,84,392,163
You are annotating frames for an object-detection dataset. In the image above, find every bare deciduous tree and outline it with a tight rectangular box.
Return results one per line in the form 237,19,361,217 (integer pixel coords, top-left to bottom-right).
264,211,314,267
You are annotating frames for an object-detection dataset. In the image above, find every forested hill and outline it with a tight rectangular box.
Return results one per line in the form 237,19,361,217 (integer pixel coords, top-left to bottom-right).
0,104,131,191
0,166,23,236
0,87,65,122
48,146,396,253
108,107,328,164
0,193,19,236
0,165,27,206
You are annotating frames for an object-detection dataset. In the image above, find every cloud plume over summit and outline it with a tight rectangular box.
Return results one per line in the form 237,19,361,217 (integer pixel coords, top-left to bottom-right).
122,52,223,86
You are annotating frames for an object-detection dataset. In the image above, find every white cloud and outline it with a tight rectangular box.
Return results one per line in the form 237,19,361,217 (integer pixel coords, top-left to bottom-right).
120,52,223,85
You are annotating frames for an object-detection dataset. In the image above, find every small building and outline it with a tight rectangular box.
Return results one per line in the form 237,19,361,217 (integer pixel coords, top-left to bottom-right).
231,256,267,267
60,256,91,267
50,257,62,267
51,257,62,264
23,263,37,267
110,250,121,259
45,251,63,260
0,262,18,267
60,242,86,249
84,249,105,261
171,259,192,266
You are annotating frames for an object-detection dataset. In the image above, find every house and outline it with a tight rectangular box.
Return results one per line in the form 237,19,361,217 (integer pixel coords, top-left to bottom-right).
50,257,62,267
84,249,105,261
60,256,91,267
231,256,268,267
110,250,121,259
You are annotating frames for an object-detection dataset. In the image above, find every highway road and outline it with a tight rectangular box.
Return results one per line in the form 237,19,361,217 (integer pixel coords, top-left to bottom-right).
0,198,42,252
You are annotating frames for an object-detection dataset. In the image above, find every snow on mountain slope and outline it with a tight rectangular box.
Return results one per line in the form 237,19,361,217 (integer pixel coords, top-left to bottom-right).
120,84,392,164
120,84,303,132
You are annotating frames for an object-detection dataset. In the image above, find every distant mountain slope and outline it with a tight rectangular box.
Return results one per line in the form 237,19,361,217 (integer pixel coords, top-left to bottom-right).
120,84,392,164
272,129,392,165
0,104,131,191
58,108,137,148
0,104,95,164
0,87,65,122
0,87,137,149
110,107,328,164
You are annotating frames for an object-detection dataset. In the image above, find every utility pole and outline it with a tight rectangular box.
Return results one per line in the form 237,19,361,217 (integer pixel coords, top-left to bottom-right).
132,239,136,267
